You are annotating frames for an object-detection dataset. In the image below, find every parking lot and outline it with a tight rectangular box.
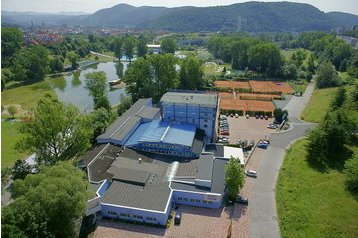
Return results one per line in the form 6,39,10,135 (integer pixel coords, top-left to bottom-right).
94,205,233,238
219,115,274,146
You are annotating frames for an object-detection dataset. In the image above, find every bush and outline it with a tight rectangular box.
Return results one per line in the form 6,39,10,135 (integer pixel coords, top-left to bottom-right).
344,155,358,193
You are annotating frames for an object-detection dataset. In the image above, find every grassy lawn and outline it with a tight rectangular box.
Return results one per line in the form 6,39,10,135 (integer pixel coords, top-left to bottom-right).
85,53,114,63
1,77,64,111
276,139,358,238
288,79,308,94
300,87,337,123
1,121,30,167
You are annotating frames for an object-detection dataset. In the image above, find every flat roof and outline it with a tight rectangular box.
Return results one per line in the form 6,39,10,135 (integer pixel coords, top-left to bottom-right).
161,91,217,108
205,144,224,157
97,98,157,142
223,146,245,165
126,120,196,147
197,154,214,181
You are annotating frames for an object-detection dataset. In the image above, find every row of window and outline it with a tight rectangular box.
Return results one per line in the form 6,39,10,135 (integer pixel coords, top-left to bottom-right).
145,143,180,150
107,211,157,221
177,197,214,204
140,147,192,157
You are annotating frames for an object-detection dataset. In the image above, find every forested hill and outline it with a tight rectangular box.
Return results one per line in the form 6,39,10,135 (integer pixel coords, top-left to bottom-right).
2,2,358,32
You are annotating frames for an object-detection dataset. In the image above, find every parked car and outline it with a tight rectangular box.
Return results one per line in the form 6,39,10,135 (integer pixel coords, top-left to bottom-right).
236,195,248,205
174,212,182,225
235,113,239,118
260,115,264,119
249,140,255,147
230,113,234,117
267,124,277,129
257,142,268,149
218,137,230,143
221,131,230,135
246,170,257,178
265,115,268,120
227,199,234,206
220,115,227,119
255,115,259,119
246,114,249,119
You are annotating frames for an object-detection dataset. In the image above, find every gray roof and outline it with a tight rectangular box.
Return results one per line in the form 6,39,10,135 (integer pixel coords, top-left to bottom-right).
101,148,173,212
197,154,214,181
97,98,159,142
170,157,228,195
205,144,224,157
160,91,217,108
102,180,171,212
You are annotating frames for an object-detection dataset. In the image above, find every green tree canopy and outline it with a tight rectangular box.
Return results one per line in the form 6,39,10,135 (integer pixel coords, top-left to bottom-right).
160,38,176,54
1,27,23,68
247,43,283,76
12,45,49,82
123,54,177,102
11,160,32,180
179,56,205,90
115,62,124,78
16,94,92,166
113,37,123,60
85,71,110,111
2,162,89,238
344,155,358,193
225,157,244,200
136,36,148,58
316,61,341,89
123,36,136,61
50,56,64,73
89,107,111,142
66,51,79,70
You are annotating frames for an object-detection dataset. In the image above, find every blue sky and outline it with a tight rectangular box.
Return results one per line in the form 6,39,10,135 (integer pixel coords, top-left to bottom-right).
2,0,358,15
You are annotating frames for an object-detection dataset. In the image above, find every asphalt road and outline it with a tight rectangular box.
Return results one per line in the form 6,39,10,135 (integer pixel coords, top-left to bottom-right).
250,82,316,238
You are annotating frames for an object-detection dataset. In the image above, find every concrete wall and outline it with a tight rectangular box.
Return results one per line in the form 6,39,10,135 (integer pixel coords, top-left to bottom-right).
172,190,222,209
101,203,172,226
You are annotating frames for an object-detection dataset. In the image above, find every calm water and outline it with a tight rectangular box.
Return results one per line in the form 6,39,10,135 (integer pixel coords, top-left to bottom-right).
51,62,128,113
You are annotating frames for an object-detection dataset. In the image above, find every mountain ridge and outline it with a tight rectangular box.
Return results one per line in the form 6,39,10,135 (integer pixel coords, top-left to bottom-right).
2,2,358,32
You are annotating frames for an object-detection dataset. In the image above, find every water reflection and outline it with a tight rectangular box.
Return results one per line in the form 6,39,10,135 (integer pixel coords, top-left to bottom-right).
52,62,129,113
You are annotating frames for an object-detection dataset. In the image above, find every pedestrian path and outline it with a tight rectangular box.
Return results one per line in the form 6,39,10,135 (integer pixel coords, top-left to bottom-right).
289,121,316,126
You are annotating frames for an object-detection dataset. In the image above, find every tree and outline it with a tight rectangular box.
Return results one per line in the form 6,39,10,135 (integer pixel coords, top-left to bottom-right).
85,71,110,110
2,162,89,238
344,155,358,193
160,38,176,54
66,51,79,70
11,160,32,180
282,62,298,79
231,38,253,70
123,54,177,102
7,105,17,118
113,37,123,60
248,43,283,76
225,157,244,200
1,27,23,68
117,95,133,117
179,56,205,90
89,108,111,141
50,56,64,73
291,49,306,67
12,45,49,82
115,62,124,78
88,34,96,43
330,87,346,110
16,94,92,166
137,36,148,58
273,108,287,124
316,61,341,89
123,36,136,62
307,53,316,73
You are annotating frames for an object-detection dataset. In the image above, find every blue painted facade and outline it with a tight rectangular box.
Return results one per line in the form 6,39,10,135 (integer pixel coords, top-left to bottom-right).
161,103,217,140
96,180,110,197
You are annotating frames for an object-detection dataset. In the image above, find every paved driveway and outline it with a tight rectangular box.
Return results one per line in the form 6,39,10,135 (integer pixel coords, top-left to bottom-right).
249,82,316,238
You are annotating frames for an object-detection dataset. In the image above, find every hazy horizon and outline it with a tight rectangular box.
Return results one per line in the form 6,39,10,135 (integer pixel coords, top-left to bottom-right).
2,0,358,15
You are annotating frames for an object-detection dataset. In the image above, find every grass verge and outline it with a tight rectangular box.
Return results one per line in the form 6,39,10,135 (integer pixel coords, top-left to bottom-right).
300,87,337,123
276,139,358,238
1,120,30,167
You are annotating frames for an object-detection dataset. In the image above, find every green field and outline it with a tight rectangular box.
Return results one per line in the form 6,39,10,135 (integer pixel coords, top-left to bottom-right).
1,77,63,111
1,121,30,167
300,87,337,123
276,139,358,238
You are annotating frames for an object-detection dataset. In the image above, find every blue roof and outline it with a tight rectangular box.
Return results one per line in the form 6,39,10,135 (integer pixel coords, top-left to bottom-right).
125,120,196,147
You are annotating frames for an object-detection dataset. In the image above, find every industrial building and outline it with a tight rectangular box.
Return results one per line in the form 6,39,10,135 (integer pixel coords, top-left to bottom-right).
160,91,218,140
80,92,245,226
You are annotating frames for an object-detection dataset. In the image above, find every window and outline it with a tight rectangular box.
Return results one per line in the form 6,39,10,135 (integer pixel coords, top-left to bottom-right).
203,200,208,204
120,213,127,217
178,197,182,201
190,199,195,202
136,215,143,219
204,119,208,122
108,211,117,215
204,125,207,128
146,217,153,221
208,201,214,204
196,199,200,203
183,198,188,201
